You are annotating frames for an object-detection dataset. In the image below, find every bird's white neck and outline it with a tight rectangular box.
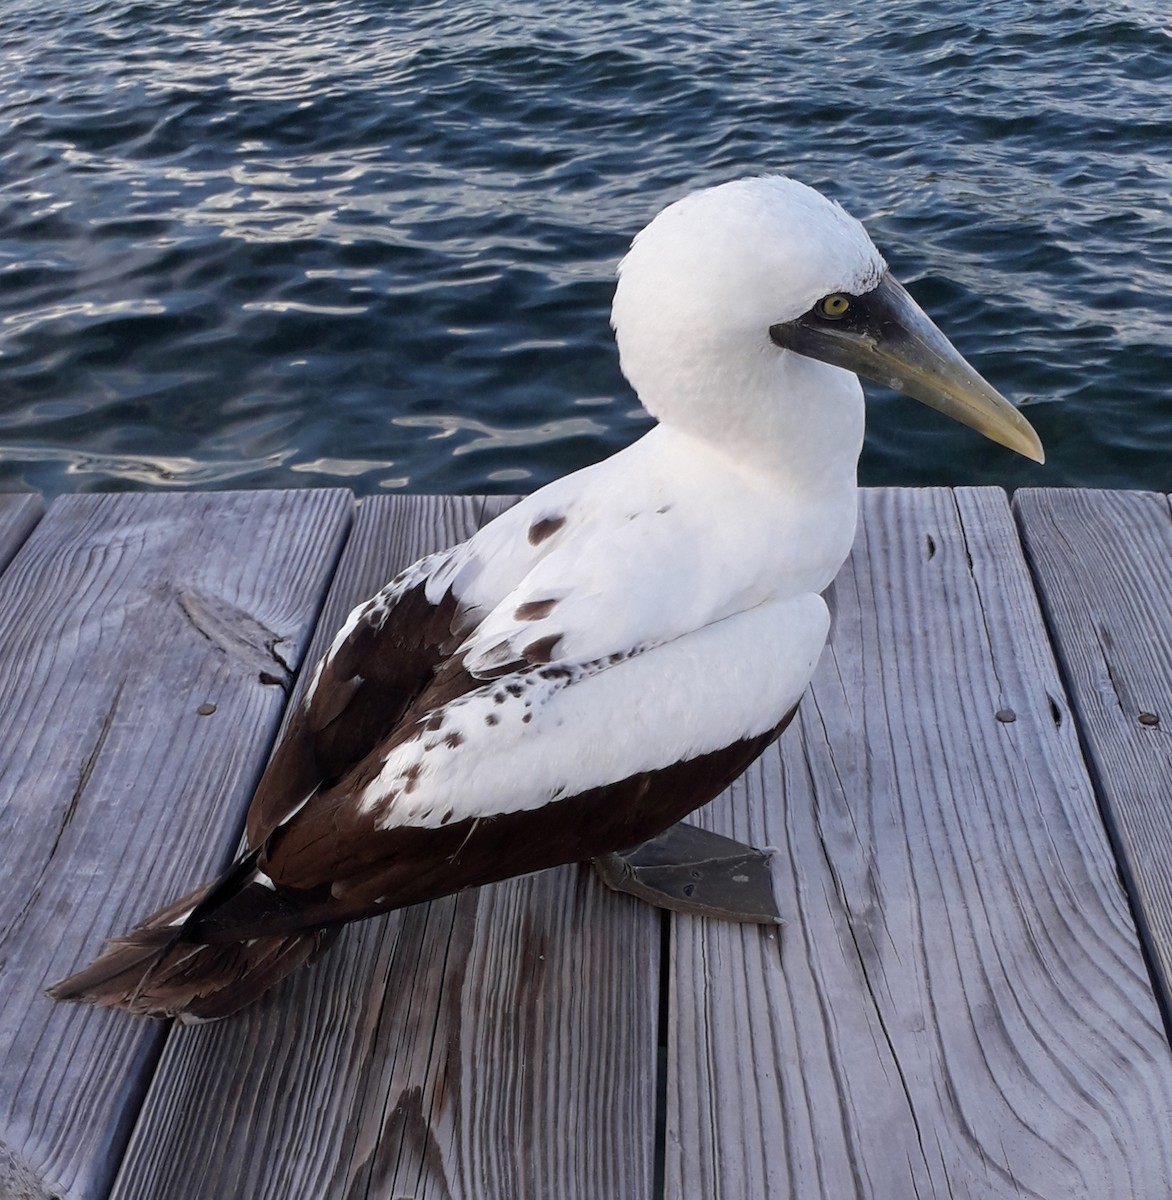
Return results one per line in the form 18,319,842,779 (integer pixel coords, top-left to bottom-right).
632,339,865,501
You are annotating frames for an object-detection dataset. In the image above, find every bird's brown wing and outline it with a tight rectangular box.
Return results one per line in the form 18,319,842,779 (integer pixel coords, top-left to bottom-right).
245,573,477,846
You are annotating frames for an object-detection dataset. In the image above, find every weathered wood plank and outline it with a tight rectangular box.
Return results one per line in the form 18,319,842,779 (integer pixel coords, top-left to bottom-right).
0,489,353,1200
111,495,660,1200
0,493,44,576
1014,488,1172,1014
667,487,1172,1198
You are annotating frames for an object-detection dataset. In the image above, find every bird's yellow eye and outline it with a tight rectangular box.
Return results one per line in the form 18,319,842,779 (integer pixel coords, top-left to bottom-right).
817,293,852,319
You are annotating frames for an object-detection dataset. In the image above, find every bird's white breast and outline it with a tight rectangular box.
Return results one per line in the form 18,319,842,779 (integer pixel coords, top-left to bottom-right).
445,424,857,671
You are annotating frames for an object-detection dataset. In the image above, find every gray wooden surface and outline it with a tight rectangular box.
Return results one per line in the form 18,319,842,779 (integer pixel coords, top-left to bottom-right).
0,490,352,1200
0,494,43,576
667,487,1172,1198
2,487,1172,1200
1015,488,1172,1020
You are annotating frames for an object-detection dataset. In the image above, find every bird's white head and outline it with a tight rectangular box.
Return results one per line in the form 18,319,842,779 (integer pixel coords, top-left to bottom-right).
614,176,885,356
612,176,884,466
611,175,1043,475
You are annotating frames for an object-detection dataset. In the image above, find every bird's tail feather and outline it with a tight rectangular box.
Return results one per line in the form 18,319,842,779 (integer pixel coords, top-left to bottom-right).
48,876,337,1022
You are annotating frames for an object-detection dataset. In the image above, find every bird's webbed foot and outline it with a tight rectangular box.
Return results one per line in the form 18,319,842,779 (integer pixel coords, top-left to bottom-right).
592,822,782,924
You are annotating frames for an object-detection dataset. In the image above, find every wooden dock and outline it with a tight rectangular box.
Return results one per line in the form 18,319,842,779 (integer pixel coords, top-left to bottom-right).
1,486,1171,1200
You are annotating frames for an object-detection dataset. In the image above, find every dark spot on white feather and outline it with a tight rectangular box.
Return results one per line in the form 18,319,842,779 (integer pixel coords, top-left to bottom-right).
485,713,499,726
423,713,444,732
539,665,573,681
522,712,532,724
528,515,566,544
523,634,562,664
444,731,463,749
506,683,524,697
403,764,422,793
657,504,672,514
515,598,558,621
440,808,454,824
196,702,216,716
493,691,506,704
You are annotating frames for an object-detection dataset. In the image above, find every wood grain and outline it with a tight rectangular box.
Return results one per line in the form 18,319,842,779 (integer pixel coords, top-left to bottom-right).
0,489,352,1200
0,494,44,576
111,495,660,1200
666,487,1172,1199
1014,488,1172,1015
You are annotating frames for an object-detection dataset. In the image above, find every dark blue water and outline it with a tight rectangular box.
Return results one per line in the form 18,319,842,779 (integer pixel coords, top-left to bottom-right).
2,0,1170,497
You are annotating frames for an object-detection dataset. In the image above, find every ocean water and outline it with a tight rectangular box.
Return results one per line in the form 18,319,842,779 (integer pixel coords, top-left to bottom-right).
1,0,1169,498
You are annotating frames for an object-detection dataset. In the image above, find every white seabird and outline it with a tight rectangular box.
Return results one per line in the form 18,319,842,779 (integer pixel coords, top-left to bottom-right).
51,175,1043,1020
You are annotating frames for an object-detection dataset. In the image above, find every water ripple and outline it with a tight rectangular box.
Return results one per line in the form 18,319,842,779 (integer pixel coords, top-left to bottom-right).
0,0,1168,495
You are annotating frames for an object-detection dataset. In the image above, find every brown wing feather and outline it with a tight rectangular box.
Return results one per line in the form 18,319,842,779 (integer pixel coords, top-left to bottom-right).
245,582,469,845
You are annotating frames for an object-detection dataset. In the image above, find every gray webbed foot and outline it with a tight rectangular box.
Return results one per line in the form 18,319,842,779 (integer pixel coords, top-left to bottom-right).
593,822,782,924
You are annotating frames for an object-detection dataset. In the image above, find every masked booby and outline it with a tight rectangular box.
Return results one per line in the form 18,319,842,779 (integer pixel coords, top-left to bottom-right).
50,175,1043,1020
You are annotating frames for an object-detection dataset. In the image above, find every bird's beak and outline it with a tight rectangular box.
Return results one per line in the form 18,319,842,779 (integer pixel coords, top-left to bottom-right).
769,271,1044,463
